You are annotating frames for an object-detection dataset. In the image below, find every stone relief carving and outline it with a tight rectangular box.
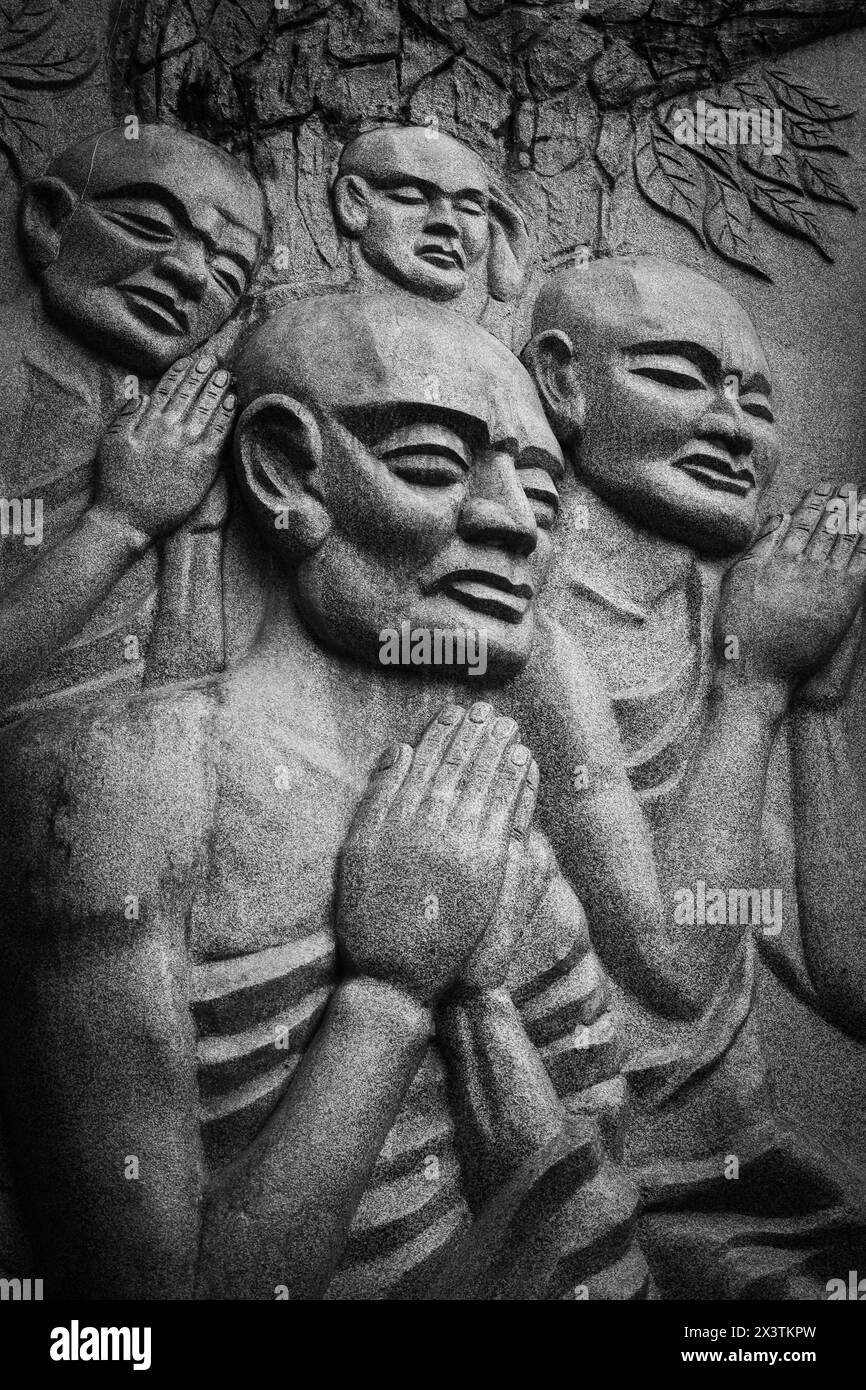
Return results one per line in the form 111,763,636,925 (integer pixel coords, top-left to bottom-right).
0,0,865,1310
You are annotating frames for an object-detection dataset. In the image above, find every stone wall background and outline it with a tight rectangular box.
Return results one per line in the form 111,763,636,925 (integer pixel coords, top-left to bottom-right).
2,0,866,1166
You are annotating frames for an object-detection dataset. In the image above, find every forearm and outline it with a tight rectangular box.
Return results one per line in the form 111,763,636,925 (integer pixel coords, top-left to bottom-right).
790,702,866,1037
0,506,148,702
196,975,432,1299
438,987,563,1207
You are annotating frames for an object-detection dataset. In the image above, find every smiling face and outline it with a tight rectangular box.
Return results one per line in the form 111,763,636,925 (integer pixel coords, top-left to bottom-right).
234,295,563,678
334,127,492,302
530,258,781,556
26,126,264,375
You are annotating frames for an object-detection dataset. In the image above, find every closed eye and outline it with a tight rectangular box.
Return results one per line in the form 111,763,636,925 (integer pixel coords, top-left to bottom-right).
210,257,245,299
741,397,775,424
97,207,175,243
386,185,427,205
519,469,560,529
631,365,707,390
383,445,468,487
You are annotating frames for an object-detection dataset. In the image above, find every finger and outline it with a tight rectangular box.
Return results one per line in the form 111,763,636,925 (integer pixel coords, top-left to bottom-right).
347,743,413,842
191,368,234,430
152,356,191,403
744,512,789,563
396,705,465,815
510,760,539,843
779,482,837,557
458,715,520,827
170,353,219,415
848,529,866,579
484,742,532,844
463,843,525,988
423,702,497,826
828,484,865,568
201,389,238,442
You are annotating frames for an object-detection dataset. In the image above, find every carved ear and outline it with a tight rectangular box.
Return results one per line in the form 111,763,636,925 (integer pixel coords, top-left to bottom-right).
19,177,77,274
234,394,330,560
521,329,585,444
332,174,372,238
486,184,530,302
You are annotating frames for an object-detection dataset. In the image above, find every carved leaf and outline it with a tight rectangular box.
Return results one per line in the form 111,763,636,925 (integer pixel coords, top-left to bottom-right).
0,83,49,173
634,121,706,245
745,175,833,260
737,140,804,194
798,152,857,210
765,69,856,123
703,167,767,278
783,112,848,154
0,0,56,55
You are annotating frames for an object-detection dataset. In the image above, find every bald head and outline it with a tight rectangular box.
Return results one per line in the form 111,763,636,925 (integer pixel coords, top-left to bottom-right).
332,124,529,306
525,255,779,556
20,124,265,374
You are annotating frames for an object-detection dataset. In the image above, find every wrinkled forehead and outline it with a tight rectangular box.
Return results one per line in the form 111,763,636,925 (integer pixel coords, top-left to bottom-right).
342,127,490,198
316,311,559,459
595,267,770,385
72,130,263,236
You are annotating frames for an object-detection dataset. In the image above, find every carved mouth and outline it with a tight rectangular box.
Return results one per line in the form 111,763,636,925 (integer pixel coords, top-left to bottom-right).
672,449,755,496
440,568,533,623
121,283,190,335
417,243,465,272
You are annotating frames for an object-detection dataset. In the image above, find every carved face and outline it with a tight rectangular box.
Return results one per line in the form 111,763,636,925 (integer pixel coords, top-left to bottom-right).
334,128,492,302
28,128,264,375
530,261,781,556
235,297,564,678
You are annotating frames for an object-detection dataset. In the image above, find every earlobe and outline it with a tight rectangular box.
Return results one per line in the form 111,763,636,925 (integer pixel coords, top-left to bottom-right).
486,185,530,302
521,330,585,443
19,177,77,274
234,394,330,558
332,174,371,238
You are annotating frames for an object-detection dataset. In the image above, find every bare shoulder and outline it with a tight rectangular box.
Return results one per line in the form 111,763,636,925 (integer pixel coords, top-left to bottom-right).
0,683,223,934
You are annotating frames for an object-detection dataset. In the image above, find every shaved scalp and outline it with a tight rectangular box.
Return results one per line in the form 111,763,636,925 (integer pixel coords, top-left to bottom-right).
530,254,759,351
337,124,489,186
42,123,264,222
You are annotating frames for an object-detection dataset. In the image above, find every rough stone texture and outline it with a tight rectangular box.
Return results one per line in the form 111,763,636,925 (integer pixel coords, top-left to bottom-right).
1,0,866,1302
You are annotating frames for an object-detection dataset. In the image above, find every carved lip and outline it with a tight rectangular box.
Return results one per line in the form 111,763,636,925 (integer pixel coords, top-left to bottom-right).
121,282,190,335
439,568,533,622
672,448,755,496
416,242,465,271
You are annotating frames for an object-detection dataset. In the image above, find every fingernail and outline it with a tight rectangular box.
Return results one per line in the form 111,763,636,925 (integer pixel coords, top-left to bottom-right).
469,702,491,723
213,369,229,386
438,706,463,724
196,354,216,372
493,716,514,738
377,746,399,770
511,745,529,766
222,394,236,411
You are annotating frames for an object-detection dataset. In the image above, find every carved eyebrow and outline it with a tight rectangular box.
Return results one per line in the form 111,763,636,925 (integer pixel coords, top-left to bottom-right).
740,370,773,398
341,403,488,447
519,445,564,482
93,183,256,273
370,174,488,205
625,339,720,380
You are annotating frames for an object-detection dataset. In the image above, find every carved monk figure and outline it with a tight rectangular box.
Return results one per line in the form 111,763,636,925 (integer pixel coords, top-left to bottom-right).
0,123,265,708
520,254,866,1296
331,125,529,319
0,294,653,1300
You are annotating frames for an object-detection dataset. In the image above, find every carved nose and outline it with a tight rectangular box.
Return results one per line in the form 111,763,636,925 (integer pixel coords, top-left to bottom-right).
159,249,209,299
700,399,754,459
425,197,460,237
458,453,538,556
